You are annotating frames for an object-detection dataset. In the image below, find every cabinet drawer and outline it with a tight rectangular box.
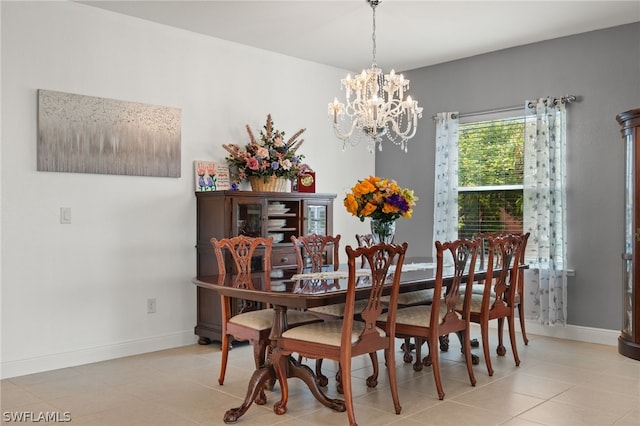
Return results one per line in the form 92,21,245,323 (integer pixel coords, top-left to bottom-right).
271,248,296,268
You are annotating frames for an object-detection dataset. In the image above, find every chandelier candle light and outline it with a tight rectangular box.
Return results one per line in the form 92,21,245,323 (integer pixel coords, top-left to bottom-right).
328,0,423,153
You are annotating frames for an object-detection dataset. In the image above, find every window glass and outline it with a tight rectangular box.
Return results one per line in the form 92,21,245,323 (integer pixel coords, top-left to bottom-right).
458,115,524,239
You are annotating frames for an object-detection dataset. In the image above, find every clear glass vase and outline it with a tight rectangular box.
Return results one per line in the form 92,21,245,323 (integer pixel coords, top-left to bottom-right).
370,218,396,244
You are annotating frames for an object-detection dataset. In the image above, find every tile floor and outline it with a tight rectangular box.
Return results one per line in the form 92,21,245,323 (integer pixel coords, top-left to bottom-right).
2,329,639,425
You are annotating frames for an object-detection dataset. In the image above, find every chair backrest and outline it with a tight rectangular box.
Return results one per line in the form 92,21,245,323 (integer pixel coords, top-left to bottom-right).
211,235,273,316
211,235,272,281
476,231,505,271
355,233,375,267
343,242,408,352
482,233,526,313
291,234,340,273
477,231,530,271
515,232,530,297
432,238,480,330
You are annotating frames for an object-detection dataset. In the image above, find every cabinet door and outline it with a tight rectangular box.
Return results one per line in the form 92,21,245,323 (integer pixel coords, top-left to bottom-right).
302,199,331,236
232,197,265,237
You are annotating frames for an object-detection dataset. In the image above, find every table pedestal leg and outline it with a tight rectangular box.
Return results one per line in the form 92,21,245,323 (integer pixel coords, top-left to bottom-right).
222,305,346,423
223,365,273,423
453,331,480,365
285,356,345,412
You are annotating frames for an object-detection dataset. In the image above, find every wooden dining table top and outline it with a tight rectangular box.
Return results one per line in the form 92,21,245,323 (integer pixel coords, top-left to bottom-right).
192,256,492,309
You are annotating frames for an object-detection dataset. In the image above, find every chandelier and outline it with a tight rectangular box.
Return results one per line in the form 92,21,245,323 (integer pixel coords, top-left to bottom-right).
328,0,422,153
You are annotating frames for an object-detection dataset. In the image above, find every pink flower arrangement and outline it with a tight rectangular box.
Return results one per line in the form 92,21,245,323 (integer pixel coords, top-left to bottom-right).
223,114,309,184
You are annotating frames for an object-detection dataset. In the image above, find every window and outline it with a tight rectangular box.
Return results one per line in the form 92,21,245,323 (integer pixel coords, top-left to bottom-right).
457,115,524,239
434,98,569,325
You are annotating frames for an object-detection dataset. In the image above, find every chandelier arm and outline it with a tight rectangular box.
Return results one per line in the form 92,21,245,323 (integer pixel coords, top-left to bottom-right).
332,114,361,141
386,110,421,141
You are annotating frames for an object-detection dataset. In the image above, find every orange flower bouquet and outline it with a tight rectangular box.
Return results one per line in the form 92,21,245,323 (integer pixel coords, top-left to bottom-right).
344,176,418,222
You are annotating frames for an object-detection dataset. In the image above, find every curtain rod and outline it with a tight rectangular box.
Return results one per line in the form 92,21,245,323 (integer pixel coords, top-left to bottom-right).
432,95,578,120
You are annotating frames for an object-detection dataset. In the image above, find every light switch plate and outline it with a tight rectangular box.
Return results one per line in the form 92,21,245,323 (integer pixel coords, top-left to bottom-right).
60,207,71,224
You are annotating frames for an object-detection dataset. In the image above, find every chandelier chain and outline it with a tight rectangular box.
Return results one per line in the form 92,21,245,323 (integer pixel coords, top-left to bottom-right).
371,0,377,67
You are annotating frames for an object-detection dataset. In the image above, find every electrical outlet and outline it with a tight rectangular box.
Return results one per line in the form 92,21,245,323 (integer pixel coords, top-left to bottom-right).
147,298,156,314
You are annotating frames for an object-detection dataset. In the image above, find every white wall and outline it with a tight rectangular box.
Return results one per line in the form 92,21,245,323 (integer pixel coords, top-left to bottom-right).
0,1,374,378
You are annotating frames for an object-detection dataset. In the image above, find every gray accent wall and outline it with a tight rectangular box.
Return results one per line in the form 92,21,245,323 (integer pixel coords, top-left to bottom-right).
378,23,640,330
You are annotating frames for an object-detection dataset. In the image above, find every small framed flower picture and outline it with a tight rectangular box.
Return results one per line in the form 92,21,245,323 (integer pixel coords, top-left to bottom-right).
194,161,231,191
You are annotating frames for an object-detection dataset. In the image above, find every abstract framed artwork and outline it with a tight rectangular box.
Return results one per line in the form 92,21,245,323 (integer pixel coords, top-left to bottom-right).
37,89,181,177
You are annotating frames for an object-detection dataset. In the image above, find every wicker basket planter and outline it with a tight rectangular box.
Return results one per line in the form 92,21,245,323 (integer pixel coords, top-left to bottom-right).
249,176,288,192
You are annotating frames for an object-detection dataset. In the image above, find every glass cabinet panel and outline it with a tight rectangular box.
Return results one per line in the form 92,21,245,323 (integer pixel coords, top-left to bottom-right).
234,199,264,237
304,203,328,235
623,132,634,337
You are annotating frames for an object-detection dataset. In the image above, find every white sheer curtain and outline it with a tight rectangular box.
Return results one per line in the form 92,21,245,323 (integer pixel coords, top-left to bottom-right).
433,112,459,259
522,98,568,326
432,102,568,325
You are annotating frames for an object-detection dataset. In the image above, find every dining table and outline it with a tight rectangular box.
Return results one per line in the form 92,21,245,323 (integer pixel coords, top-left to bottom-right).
192,256,496,423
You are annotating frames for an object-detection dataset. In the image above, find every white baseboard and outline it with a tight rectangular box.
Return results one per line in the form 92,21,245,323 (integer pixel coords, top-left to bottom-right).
524,322,619,346
478,315,619,347
1,324,620,380
1,330,198,379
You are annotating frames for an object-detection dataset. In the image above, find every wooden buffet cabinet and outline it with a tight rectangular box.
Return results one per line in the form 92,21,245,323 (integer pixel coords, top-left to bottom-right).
194,190,336,344
617,109,640,361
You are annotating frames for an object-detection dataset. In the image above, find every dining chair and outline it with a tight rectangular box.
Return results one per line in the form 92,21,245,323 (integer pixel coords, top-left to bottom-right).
446,230,509,353
459,233,526,376
356,234,416,387
361,231,435,364
513,232,530,345
290,233,380,391
212,235,319,396
291,233,341,275
290,233,342,386
476,231,530,345
378,238,479,400
272,242,408,426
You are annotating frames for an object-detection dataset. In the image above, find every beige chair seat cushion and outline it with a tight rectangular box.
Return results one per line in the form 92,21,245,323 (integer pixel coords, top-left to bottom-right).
459,283,486,294
281,319,385,347
381,289,434,306
380,302,455,327
455,294,496,313
229,309,318,331
472,285,486,295
307,299,370,318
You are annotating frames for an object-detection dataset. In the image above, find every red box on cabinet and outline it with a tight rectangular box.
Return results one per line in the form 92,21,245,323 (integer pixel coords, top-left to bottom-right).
297,171,316,193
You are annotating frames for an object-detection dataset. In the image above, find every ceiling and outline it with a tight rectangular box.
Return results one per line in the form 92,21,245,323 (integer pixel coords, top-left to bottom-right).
81,0,640,72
